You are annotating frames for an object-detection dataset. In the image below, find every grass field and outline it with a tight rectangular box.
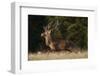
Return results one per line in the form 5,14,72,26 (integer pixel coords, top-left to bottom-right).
28,50,88,60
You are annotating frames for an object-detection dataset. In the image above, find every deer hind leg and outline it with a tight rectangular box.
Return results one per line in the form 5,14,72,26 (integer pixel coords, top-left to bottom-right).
64,42,72,53
65,48,72,53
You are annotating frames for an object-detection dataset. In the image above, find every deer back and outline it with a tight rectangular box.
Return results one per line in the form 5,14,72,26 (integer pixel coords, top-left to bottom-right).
52,38,66,50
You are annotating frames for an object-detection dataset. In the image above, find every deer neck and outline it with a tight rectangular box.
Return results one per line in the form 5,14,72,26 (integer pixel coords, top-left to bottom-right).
44,35,53,46
45,35,56,50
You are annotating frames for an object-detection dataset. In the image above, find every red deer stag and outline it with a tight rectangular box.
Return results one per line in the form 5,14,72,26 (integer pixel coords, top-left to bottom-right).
41,24,72,52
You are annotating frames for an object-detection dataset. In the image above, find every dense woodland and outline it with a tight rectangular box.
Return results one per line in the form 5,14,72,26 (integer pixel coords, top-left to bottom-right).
28,15,88,53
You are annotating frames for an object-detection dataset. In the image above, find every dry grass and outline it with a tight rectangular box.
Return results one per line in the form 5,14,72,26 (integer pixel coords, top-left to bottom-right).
28,50,88,60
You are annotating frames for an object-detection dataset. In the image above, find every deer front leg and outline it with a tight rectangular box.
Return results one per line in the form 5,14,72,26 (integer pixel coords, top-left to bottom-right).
49,42,56,51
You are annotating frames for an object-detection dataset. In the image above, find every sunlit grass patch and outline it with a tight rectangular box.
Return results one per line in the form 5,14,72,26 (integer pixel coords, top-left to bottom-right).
28,50,88,60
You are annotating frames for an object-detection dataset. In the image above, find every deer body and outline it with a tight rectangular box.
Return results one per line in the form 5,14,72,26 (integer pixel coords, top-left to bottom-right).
41,25,68,51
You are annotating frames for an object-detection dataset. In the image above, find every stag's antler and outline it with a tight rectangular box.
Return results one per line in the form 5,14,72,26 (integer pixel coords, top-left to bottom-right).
47,21,53,29
43,21,53,31
43,21,58,32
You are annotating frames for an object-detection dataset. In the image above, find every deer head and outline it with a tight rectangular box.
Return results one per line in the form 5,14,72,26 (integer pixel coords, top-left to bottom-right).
41,25,52,45
41,22,56,50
